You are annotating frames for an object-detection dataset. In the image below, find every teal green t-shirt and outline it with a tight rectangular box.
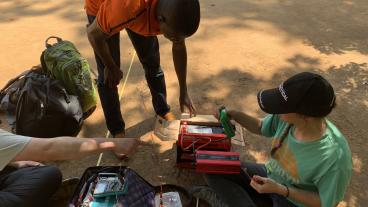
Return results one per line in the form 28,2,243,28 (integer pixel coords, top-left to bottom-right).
261,115,352,207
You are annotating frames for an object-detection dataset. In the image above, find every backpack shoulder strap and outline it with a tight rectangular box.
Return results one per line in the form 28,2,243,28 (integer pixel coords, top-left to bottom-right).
40,51,47,72
14,88,27,134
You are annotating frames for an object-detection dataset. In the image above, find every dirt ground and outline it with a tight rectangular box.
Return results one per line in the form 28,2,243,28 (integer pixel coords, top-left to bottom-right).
0,0,367,206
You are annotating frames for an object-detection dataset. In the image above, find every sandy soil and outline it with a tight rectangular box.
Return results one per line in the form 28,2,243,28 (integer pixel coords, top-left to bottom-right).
0,0,367,206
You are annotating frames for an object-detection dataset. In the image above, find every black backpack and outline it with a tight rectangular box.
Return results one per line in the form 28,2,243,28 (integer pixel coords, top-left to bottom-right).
15,71,83,137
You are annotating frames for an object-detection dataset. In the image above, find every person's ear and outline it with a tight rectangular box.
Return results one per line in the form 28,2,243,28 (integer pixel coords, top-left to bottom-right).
157,15,166,22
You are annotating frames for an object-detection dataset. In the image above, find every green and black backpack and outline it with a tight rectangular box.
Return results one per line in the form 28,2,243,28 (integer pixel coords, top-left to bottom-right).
40,36,97,119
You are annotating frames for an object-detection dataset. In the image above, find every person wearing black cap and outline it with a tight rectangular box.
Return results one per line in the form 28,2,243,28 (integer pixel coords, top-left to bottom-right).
206,72,352,207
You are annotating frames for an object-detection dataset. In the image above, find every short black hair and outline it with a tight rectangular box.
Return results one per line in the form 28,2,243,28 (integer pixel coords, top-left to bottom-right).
171,0,200,37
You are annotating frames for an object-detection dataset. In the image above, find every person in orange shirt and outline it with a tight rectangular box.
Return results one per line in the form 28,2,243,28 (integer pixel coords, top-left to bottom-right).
85,0,200,138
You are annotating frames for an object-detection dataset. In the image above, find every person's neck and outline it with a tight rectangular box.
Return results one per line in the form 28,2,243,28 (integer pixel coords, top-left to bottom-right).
293,118,326,142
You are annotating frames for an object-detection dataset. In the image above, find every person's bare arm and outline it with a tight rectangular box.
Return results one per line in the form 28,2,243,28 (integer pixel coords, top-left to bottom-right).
13,137,139,162
8,161,44,168
172,39,196,116
251,175,321,207
227,110,262,135
87,20,122,87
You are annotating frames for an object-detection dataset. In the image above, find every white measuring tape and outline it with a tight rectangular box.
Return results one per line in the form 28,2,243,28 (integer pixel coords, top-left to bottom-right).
96,51,137,166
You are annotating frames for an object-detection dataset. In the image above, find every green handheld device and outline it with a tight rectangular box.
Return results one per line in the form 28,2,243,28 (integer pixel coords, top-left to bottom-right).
219,107,235,138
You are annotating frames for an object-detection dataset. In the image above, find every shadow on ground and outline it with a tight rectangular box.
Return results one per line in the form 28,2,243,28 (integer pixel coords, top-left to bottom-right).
0,0,367,206
1,0,367,55
45,53,368,206
200,0,368,55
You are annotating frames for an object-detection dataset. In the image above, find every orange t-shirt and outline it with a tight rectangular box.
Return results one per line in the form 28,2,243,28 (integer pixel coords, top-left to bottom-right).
85,0,161,36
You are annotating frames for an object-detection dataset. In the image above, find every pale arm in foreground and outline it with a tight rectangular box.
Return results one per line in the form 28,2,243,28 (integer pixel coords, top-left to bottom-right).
13,137,139,162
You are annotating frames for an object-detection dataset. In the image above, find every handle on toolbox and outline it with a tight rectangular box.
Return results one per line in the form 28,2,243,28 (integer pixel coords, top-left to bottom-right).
219,106,235,138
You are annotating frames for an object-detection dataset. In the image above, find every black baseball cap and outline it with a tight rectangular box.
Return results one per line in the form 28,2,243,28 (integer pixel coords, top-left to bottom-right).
257,72,336,117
